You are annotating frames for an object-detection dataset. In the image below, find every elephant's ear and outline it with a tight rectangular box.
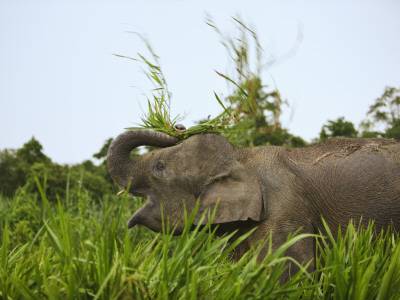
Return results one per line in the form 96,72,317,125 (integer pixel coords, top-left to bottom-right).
195,165,265,224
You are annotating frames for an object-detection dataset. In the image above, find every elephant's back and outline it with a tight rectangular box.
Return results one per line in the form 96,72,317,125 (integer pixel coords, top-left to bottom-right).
285,137,399,164
286,138,400,233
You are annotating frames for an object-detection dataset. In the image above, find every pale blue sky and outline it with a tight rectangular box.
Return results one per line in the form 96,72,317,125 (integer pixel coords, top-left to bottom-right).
1,0,399,164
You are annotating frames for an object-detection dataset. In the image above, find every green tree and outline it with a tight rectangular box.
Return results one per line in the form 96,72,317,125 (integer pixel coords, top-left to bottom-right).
362,86,400,140
208,17,306,147
319,117,358,141
0,149,26,197
16,137,50,165
0,137,117,200
0,137,51,197
385,119,400,140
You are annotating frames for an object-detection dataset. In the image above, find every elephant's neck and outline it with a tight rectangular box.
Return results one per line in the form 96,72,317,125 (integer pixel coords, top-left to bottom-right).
235,146,282,172
235,146,296,215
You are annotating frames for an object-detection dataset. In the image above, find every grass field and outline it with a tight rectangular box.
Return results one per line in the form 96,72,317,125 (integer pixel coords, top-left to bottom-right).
1,177,400,299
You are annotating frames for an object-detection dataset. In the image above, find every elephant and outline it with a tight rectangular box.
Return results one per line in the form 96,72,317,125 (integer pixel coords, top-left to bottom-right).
106,128,400,279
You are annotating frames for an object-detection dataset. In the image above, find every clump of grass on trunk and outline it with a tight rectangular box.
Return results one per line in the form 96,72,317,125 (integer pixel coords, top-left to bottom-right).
117,18,285,142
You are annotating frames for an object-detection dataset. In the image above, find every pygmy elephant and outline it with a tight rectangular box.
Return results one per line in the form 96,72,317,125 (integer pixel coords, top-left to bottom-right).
106,129,400,277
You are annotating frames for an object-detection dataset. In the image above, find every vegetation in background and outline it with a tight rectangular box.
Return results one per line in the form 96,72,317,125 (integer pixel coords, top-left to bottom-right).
361,86,400,140
314,86,400,143
0,137,116,200
318,117,359,142
206,17,306,148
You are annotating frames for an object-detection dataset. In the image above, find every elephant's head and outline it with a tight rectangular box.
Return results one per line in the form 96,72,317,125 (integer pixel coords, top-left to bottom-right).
107,129,265,233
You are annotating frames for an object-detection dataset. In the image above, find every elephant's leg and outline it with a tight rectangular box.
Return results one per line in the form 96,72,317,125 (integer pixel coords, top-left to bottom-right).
281,234,315,282
251,218,315,283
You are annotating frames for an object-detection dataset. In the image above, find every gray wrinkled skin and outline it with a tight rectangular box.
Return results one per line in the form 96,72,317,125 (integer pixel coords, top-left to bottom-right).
107,130,400,280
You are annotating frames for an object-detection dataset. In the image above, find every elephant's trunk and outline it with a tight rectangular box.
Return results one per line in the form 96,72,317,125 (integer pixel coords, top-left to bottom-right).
106,129,179,188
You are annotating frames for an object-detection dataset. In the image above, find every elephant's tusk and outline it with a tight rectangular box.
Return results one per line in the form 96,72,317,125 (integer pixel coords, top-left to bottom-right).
117,190,125,196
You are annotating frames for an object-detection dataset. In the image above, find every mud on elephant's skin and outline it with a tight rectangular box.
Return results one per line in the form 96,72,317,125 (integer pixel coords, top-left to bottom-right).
106,129,400,279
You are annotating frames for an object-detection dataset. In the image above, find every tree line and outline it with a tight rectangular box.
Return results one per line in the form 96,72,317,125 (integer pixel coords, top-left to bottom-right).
0,137,116,199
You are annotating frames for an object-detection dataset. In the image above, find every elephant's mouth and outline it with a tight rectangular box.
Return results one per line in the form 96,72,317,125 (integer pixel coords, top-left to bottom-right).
126,198,164,232
127,210,141,228
127,195,149,229
125,191,151,229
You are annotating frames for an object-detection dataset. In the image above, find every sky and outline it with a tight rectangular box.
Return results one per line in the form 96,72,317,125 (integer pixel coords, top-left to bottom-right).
1,0,399,164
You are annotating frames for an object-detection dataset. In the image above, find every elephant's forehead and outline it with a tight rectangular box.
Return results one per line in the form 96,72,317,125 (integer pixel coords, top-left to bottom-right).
143,133,234,166
182,133,233,152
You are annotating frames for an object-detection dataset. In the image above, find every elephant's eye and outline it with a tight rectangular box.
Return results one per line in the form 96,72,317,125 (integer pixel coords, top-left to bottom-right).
154,160,166,171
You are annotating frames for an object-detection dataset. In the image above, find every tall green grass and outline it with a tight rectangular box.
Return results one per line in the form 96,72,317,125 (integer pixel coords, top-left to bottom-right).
1,179,400,299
